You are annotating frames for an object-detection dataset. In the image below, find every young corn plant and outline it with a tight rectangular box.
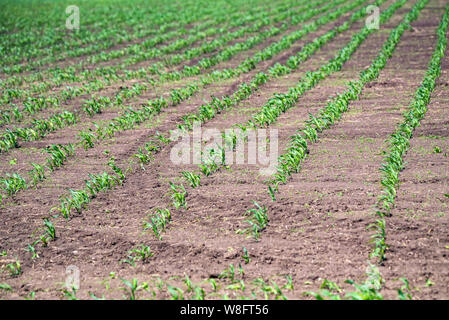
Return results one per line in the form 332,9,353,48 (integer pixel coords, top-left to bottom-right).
368,218,387,262
78,130,96,150
122,245,154,266
182,275,206,300
283,275,294,291
25,241,40,259
4,259,22,277
306,264,384,300
240,202,268,240
57,198,72,220
43,218,56,241
45,143,74,171
251,278,288,300
267,185,277,202
120,278,149,300
169,182,187,209
0,173,27,198
219,264,237,283
83,96,110,116
198,162,212,177
108,158,126,184
143,208,172,240
397,278,413,300
242,247,251,264
181,171,201,188
132,245,154,262
62,286,78,300
69,189,90,214
28,163,45,186
369,0,449,262
0,129,20,152
167,285,185,300
198,157,219,177
0,283,12,292
39,234,49,247
132,148,152,170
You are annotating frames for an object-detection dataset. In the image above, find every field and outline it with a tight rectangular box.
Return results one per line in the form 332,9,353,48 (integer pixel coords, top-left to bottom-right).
0,0,448,300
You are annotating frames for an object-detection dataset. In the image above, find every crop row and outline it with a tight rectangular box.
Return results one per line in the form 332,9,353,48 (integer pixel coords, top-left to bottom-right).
1,0,273,73
0,0,349,152
129,0,395,240
19,0,373,252
0,0,358,205
0,0,349,201
307,1,448,299
0,144,75,204
1,0,295,87
261,0,425,214
370,1,449,262
1,1,156,49
74,0,364,147
0,0,334,106
184,0,412,239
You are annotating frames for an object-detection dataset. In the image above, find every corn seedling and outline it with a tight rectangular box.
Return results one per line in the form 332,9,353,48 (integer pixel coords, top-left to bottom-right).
25,241,40,259
397,278,413,300
28,163,45,186
368,218,387,262
39,235,49,247
120,278,149,300
242,247,251,264
108,158,126,184
207,279,220,293
122,244,154,266
283,275,294,291
242,201,268,240
167,285,185,300
78,130,96,150
4,259,22,277
62,286,78,300
132,148,152,170
267,185,277,201
43,218,56,240
45,144,74,171
169,182,187,209
143,208,172,239
183,274,205,299
88,292,106,300
251,278,287,300
0,283,12,292
181,171,201,188
219,264,236,283
0,173,27,197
